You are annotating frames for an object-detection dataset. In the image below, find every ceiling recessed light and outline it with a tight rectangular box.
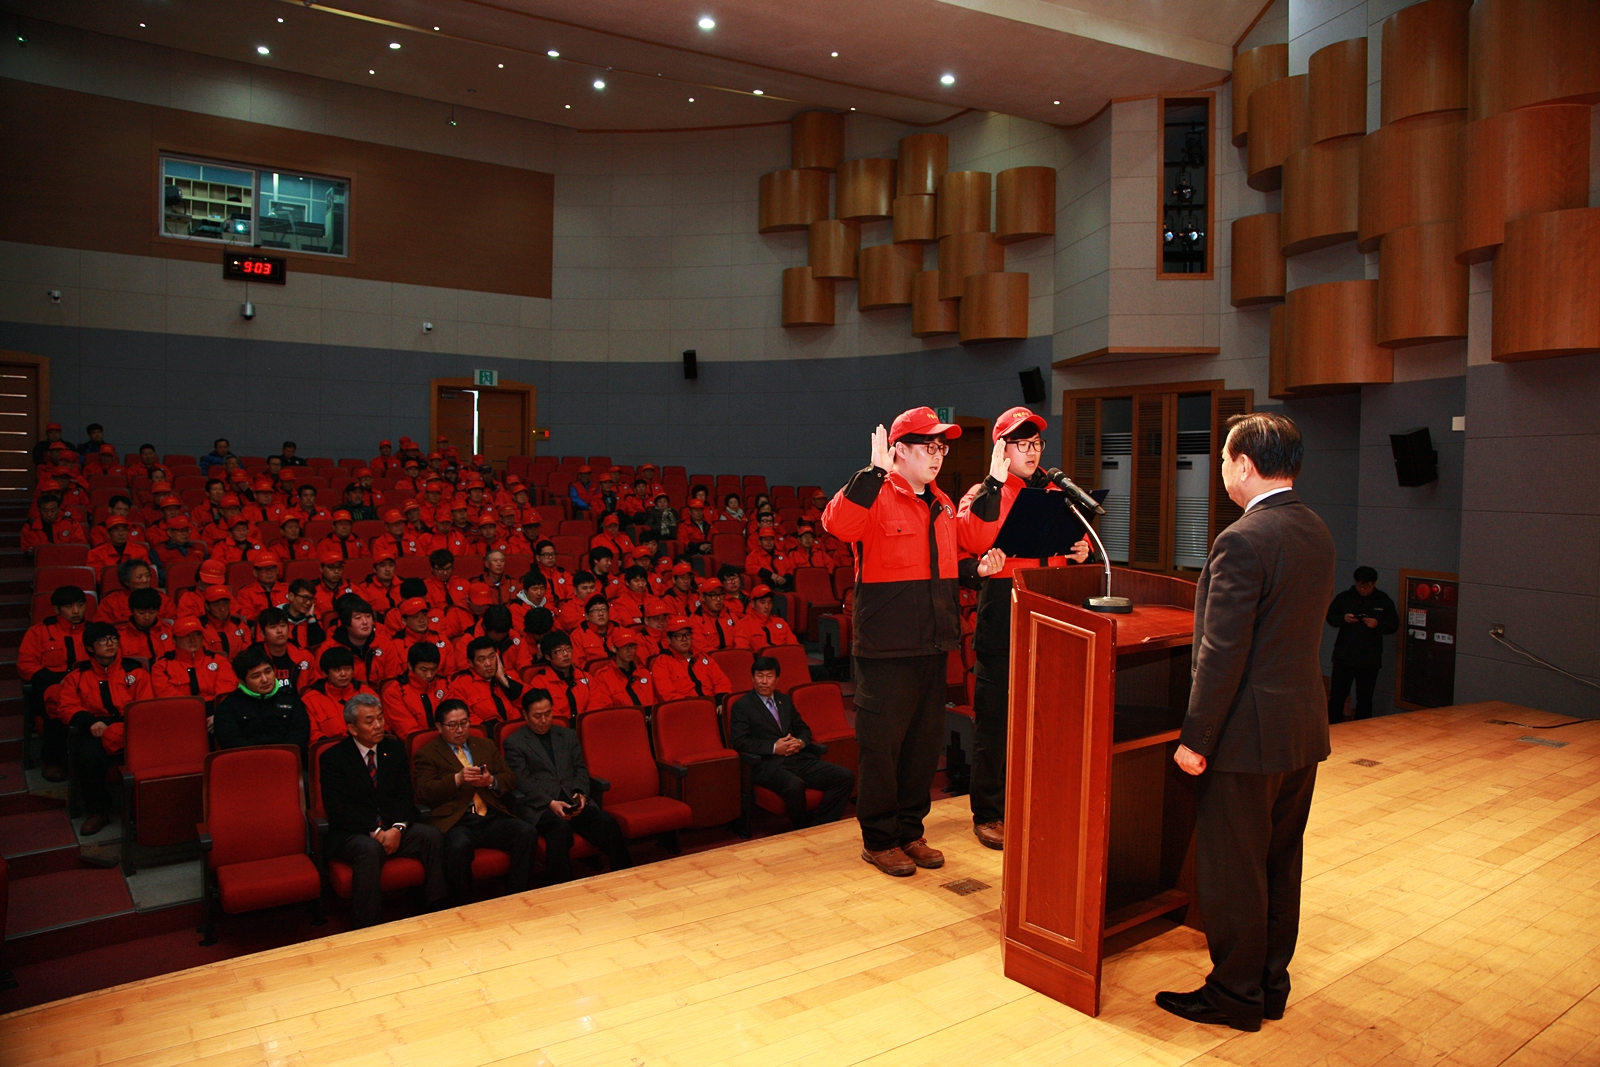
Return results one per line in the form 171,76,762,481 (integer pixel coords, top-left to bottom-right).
1053,100,1060,105
257,45,270,55
275,18,283,24
752,89,763,95
368,69,375,74
940,73,955,85
830,51,838,57
593,79,605,89
497,62,504,68
433,26,440,31
139,22,147,27
849,107,856,110
547,49,559,57
698,16,716,29
388,41,401,50
564,104,572,109
688,97,695,102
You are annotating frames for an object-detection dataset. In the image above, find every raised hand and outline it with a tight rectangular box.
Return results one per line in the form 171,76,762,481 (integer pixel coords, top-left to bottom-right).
989,437,1010,482
870,424,894,472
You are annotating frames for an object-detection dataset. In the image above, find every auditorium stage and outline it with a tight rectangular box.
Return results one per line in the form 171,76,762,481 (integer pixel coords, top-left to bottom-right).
3,701,1598,1066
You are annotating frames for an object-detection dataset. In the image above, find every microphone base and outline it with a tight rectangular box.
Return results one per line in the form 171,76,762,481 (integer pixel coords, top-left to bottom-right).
1084,596,1134,614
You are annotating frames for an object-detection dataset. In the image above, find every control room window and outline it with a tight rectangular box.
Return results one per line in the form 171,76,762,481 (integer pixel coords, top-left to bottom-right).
161,156,348,257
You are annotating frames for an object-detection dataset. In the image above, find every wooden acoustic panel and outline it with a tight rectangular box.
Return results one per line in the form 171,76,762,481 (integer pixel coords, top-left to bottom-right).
898,133,949,197
892,194,937,244
1381,0,1470,125
836,158,896,221
912,270,960,335
1356,110,1464,252
1309,39,1368,144
1281,135,1363,256
791,111,845,171
996,167,1056,244
936,172,992,237
1467,0,1600,120
859,243,921,310
1377,222,1468,347
1268,304,1291,399
1230,213,1286,307
1283,280,1393,393
959,273,1030,344
1456,104,1592,263
759,170,830,233
781,266,835,327
808,220,860,280
1247,74,1311,191
937,231,1004,300
1492,207,1600,361
1233,43,1289,147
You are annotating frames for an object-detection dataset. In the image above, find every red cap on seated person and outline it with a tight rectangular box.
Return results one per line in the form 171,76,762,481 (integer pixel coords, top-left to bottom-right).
747,584,773,599
889,406,962,443
46,421,61,431
992,406,1046,441
173,617,204,637
383,509,403,523
106,515,129,527
666,616,692,633
671,561,693,576
355,467,371,477
219,494,240,508
248,549,276,567
643,597,670,617
253,478,274,492
468,586,495,606
372,544,397,562
316,543,344,565
698,578,724,593
758,525,777,537
609,627,638,646
200,560,227,583
167,515,191,529
204,586,232,603
332,509,352,522
400,597,429,616
379,440,392,448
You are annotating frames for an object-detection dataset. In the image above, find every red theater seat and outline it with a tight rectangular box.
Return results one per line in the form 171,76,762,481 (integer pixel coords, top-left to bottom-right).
652,698,741,829
576,708,691,844
790,682,858,781
759,644,811,693
120,698,209,874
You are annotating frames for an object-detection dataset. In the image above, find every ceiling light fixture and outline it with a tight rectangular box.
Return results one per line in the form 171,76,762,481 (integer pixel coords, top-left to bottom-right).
547,49,559,57
139,22,147,27
497,62,504,68
752,89,763,95
276,17,283,23
698,16,716,29
830,51,838,57
688,97,695,102
388,41,401,49
564,104,572,109
940,73,955,85
257,45,270,55
593,79,605,89
433,26,440,31
368,68,375,74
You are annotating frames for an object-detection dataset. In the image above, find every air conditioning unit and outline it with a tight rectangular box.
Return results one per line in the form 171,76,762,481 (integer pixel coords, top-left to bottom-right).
1098,431,1131,564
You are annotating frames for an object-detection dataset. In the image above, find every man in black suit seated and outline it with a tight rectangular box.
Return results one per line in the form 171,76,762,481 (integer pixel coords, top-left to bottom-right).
318,692,447,927
502,688,632,883
728,656,855,830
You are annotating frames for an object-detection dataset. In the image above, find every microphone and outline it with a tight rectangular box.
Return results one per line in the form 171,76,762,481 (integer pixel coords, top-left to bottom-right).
1044,468,1105,516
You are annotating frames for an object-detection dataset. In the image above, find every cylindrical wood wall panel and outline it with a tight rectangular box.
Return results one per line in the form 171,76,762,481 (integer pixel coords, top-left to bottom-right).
808,220,860,280
936,172,992,238
1231,213,1287,307
1283,281,1393,393
781,266,835,327
1467,0,1600,120
1492,207,1600,361
1356,110,1464,252
791,111,844,171
897,134,949,196
1247,74,1311,191
959,273,1030,344
995,167,1056,243
936,232,1004,300
1280,135,1362,255
1233,44,1289,146
1268,304,1291,399
1456,103,1592,263
1381,0,1470,125
892,195,937,244
836,158,896,221
912,271,960,336
858,243,921,310
1377,222,1468,347
1309,39,1368,144
758,170,830,233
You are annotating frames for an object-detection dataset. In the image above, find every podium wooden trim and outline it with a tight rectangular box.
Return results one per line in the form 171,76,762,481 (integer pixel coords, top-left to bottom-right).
1004,564,1201,1016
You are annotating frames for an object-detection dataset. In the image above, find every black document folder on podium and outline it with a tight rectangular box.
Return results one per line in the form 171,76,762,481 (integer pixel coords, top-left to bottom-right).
991,486,1111,559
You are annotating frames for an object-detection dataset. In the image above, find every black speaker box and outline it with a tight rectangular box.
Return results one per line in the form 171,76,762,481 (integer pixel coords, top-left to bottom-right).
1390,427,1438,487
682,349,697,380
1019,366,1046,405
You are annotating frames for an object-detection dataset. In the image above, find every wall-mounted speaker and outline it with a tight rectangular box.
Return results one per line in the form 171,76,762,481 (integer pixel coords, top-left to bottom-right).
1390,427,1438,487
1019,365,1046,404
682,349,698,380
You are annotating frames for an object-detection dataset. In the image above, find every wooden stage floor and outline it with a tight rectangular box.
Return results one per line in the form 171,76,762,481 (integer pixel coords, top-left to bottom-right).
4,701,1600,1067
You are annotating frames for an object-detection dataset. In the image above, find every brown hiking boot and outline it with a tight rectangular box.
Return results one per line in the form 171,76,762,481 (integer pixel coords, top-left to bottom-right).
974,820,1004,850
861,846,916,876
79,812,111,837
902,838,944,868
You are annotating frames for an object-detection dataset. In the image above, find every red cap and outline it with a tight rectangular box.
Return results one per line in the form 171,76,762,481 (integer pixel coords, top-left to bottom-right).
37,479,60,491
379,440,392,447
402,499,421,512
317,543,344,564
331,509,352,522
45,421,61,431
372,544,397,562
204,585,232,603
383,509,403,523
578,465,592,473
602,514,620,527
479,509,498,525
666,616,693,633
889,406,962,443
219,494,240,508
993,405,1046,442
400,597,429,616
609,627,639,646
758,525,777,537
253,478,274,492
698,578,725,593
472,454,487,465
229,470,248,483
248,549,276,567
468,585,495,606
522,513,542,527
230,516,250,529
99,443,115,454
151,481,172,493
643,597,670,616
671,561,693,576
399,436,414,446
105,515,129,527
654,556,672,571
748,583,773,598
159,495,182,508
354,467,371,477
199,560,227,583
498,504,517,517
173,616,204,637
167,515,191,530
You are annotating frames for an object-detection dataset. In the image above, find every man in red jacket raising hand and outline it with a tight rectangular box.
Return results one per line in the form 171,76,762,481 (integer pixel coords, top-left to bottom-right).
822,408,1004,878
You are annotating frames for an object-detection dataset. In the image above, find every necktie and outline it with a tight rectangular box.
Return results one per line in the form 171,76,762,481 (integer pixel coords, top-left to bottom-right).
366,747,378,782
764,695,782,728
457,746,488,815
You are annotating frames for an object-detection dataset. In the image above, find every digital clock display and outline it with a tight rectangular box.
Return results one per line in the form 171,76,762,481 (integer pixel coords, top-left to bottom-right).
223,253,287,284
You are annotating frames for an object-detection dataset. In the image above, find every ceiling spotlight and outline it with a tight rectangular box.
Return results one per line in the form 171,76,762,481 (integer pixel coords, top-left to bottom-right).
849,107,856,110
388,41,401,49
257,45,270,55
688,97,695,102
497,62,504,68
940,73,955,85
593,79,605,89
547,49,559,57
434,26,440,31
752,89,763,95
276,17,284,23
139,22,147,27
564,104,571,109
1053,100,1060,105
368,68,375,74
698,16,716,29
830,51,838,57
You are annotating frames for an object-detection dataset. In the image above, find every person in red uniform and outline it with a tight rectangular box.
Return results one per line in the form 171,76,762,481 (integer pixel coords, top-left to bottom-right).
587,628,657,711
116,588,175,664
780,525,832,573
56,622,155,835
151,515,209,571
395,594,461,672
87,515,151,582
20,492,86,555
289,483,329,524
313,543,355,627
316,596,401,687
649,618,732,704
610,566,650,628
148,494,190,543
300,646,377,746
357,546,403,615
690,579,738,656
241,477,286,528
370,439,400,477
319,510,368,559
568,595,616,669
94,558,175,627
373,509,422,558
822,407,1005,877
446,636,525,726
281,579,326,652
523,631,591,726
589,514,633,562
506,571,550,634
379,642,449,739
233,549,288,624
532,540,573,603
199,494,248,546
19,585,90,781
250,606,316,692
636,596,672,660
661,561,700,618
732,584,800,649
89,496,148,548
474,549,514,604
425,549,471,613
209,516,266,565
268,514,316,564
588,546,624,602
718,566,749,617
555,572,600,631
176,558,228,620
200,585,253,658
151,617,239,722
744,525,791,593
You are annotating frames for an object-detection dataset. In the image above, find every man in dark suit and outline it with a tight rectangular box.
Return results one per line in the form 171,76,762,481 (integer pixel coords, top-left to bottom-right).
1158,412,1335,1032
318,692,447,927
728,655,854,829
412,698,538,906
502,688,632,883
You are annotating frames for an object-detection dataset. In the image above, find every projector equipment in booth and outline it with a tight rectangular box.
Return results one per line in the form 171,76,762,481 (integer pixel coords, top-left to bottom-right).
1044,467,1131,614
1390,427,1438,487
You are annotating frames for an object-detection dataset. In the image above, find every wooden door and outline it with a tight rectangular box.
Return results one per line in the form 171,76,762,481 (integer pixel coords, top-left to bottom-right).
935,416,991,502
477,389,526,469
0,359,43,495
1063,397,1100,490
1129,393,1175,570
435,388,475,458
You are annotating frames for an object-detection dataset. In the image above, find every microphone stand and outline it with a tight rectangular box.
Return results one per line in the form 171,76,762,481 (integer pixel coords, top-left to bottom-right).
1066,501,1133,614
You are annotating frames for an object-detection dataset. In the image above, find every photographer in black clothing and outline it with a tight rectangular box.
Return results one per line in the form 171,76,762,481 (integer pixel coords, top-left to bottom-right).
1325,566,1400,722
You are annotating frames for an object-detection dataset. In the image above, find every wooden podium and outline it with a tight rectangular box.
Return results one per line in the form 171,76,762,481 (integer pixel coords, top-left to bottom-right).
1001,564,1201,1016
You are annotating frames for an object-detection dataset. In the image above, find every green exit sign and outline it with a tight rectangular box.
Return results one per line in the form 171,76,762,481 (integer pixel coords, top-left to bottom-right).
475,369,499,387
934,406,956,423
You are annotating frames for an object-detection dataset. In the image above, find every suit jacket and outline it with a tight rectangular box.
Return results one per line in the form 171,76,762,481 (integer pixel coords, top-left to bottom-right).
502,724,591,813
412,734,517,833
727,689,821,760
319,736,420,848
1181,489,1336,775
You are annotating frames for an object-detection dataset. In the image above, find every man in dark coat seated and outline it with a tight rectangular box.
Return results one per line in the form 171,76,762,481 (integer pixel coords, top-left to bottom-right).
728,655,854,829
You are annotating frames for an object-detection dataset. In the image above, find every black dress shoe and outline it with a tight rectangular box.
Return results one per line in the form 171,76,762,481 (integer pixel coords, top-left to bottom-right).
1154,989,1261,1032
1264,1002,1285,1021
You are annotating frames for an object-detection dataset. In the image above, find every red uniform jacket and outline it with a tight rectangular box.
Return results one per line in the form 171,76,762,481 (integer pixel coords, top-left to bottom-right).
394,628,461,678
201,615,253,659
424,575,472,613
302,678,376,745
55,658,156,754
318,534,368,560
356,576,403,616
235,581,289,624
648,650,732,703
21,515,87,553
93,588,177,629
690,607,738,656
733,612,799,650
379,672,449,739
588,660,657,710
150,648,238,705
445,669,523,726
116,620,175,664
569,621,616,669
268,536,317,564
18,617,86,680
87,541,151,578
522,664,591,725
